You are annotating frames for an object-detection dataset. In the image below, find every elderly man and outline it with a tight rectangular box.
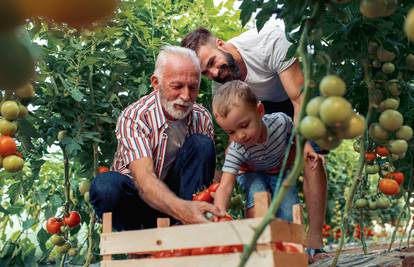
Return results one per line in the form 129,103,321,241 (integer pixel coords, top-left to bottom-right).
90,46,223,230
182,21,328,260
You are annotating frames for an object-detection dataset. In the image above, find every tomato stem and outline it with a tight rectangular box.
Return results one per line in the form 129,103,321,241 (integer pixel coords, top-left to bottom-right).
238,2,323,266
331,59,374,267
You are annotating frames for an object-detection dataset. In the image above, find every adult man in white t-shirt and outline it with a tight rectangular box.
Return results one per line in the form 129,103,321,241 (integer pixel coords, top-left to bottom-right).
182,21,328,260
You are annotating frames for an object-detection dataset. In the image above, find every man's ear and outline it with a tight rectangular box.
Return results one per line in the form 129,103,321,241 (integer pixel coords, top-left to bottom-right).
257,102,265,118
215,38,226,49
150,74,160,91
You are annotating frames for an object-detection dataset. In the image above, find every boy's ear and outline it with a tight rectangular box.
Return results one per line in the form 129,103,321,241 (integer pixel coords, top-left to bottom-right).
150,74,160,91
257,102,265,117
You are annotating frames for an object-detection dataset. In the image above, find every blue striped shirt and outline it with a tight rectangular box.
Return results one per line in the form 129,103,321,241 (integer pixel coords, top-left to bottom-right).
222,113,292,175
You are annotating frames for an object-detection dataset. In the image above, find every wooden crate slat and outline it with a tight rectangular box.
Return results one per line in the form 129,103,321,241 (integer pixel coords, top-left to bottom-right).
101,250,276,267
101,217,269,255
102,213,112,261
101,217,304,255
269,219,307,246
274,252,308,266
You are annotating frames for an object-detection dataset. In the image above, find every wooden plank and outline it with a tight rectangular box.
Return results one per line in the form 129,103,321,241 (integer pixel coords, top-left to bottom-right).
101,250,276,267
269,219,307,246
292,204,304,225
101,218,305,255
274,252,308,267
253,192,270,218
292,204,305,252
102,213,112,261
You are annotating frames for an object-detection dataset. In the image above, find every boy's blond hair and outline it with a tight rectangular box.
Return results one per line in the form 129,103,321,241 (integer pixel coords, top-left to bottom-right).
212,80,258,118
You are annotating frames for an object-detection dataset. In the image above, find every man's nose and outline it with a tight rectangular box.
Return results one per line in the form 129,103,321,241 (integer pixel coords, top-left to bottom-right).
180,87,191,102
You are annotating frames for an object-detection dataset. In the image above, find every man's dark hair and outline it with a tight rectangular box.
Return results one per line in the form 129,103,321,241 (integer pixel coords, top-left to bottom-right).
181,28,215,52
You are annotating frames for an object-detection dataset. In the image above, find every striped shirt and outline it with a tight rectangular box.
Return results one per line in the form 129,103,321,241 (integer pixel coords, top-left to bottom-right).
222,113,293,175
112,90,215,178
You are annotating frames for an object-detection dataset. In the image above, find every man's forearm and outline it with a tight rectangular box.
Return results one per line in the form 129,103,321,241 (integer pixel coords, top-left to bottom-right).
292,93,303,126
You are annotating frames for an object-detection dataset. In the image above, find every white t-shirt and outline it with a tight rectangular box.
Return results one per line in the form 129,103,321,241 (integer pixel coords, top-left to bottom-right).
160,119,188,180
213,20,296,102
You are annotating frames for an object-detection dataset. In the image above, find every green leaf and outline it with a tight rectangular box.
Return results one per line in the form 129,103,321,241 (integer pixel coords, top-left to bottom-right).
22,219,36,230
69,87,84,102
239,0,258,26
36,229,49,253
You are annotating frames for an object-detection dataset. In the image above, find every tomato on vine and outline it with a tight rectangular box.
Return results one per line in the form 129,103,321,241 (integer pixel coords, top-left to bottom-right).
379,178,399,196
364,152,376,161
375,146,389,157
0,135,17,157
46,217,63,234
64,211,81,228
386,172,404,185
97,166,110,174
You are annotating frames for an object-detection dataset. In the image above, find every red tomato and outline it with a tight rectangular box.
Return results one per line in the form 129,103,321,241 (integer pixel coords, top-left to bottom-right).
375,146,389,157
14,151,23,158
212,246,234,254
0,136,17,157
192,189,213,203
64,211,81,228
379,178,400,195
213,214,233,222
323,224,331,231
171,249,192,257
46,217,63,234
97,166,110,174
365,152,376,161
284,244,300,253
274,241,285,252
191,247,213,255
386,172,404,185
208,182,220,193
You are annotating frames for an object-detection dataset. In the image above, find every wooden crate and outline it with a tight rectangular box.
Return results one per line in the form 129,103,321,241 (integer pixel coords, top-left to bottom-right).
100,192,308,267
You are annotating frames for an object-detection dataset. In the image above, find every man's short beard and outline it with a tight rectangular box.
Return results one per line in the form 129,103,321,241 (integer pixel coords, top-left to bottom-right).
215,51,242,83
159,89,193,120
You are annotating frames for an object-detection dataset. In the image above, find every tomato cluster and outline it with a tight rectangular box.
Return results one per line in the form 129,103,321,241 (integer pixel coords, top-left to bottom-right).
322,224,331,238
0,92,31,173
300,75,365,150
45,211,81,256
354,224,374,240
152,245,243,258
192,182,220,203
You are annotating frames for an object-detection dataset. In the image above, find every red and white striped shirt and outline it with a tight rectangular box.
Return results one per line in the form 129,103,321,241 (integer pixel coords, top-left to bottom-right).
112,90,215,178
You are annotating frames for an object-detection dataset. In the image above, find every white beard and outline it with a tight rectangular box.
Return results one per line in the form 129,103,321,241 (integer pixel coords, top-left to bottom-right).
160,92,193,120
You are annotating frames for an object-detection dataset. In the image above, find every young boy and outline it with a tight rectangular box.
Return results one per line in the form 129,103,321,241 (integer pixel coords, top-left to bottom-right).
213,80,299,221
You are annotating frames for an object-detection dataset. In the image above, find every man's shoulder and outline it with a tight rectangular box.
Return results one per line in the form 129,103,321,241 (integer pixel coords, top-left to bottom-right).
123,91,157,114
230,20,285,45
119,91,160,123
192,103,213,119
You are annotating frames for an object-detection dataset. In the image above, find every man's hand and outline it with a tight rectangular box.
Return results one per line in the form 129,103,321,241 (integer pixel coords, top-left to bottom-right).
304,142,326,169
175,200,225,224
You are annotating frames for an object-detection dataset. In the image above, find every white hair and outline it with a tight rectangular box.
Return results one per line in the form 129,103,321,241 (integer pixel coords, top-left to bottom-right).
154,45,201,80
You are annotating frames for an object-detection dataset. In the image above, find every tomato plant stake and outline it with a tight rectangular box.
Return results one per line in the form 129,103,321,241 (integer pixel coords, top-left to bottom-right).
332,61,374,267
359,211,368,255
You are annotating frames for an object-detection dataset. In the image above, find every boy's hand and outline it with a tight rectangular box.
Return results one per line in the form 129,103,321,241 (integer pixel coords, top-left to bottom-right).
175,200,225,224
